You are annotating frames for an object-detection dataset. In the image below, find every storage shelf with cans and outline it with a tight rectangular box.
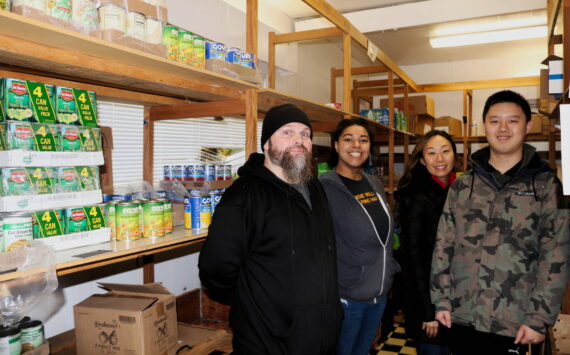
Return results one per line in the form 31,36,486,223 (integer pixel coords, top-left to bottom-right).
0,151,104,167
0,189,103,213
0,226,207,283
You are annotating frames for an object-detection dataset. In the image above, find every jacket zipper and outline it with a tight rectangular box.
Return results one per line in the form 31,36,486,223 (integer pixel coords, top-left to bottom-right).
353,192,391,296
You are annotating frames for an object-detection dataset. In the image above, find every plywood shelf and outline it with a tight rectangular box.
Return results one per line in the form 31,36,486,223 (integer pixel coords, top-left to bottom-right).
0,227,207,283
0,11,257,103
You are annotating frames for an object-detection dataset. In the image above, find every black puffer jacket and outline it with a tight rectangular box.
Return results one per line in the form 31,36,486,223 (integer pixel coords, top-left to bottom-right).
199,153,343,355
397,165,450,343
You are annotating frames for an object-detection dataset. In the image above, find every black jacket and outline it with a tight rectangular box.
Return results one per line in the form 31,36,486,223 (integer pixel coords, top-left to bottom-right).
198,153,343,355
397,166,450,343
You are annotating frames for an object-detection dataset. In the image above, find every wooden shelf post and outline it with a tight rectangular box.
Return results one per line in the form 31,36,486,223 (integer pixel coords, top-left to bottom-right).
246,89,258,156
343,33,352,113
143,106,154,185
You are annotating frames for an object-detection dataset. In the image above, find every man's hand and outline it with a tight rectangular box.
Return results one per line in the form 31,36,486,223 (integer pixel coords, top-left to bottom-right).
422,321,439,338
435,310,452,328
514,325,545,345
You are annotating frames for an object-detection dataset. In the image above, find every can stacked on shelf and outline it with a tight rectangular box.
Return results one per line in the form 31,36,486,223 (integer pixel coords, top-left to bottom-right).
163,164,231,181
184,189,211,230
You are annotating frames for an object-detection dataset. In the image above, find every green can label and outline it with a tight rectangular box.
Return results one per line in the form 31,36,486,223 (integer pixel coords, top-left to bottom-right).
73,89,98,127
60,125,82,151
75,166,97,190
64,207,88,233
142,201,164,238
162,199,172,234
3,168,32,196
116,202,141,240
20,322,44,350
163,26,179,61
5,78,33,122
50,0,72,22
85,205,106,230
4,215,33,252
26,81,57,124
27,167,54,194
55,87,78,125
0,123,7,151
178,32,194,65
31,123,57,152
78,127,97,152
192,36,205,69
8,122,36,150
58,167,80,192
34,210,63,238
106,202,116,239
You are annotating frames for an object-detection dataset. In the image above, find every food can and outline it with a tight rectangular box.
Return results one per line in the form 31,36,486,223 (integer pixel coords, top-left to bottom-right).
178,31,194,65
98,4,127,32
0,123,6,151
49,0,72,22
0,219,4,253
60,125,82,151
205,42,227,60
27,167,54,194
239,52,256,69
106,201,117,240
55,86,78,125
33,209,64,238
209,189,222,214
7,121,35,150
184,165,195,181
172,165,183,181
163,25,179,61
115,201,141,240
194,165,205,181
64,207,88,233
192,35,205,69
58,167,80,192
198,193,212,229
215,164,224,181
224,165,232,180
183,196,192,229
145,17,163,44
78,127,98,152
87,204,106,230
0,326,22,355
4,78,33,122
187,190,201,229
3,212,33,252
226,47,241,64
74,166,98,191
72,0,98,29
2,168,32,196
127,11,146,41
155,190,167,198
163,165,172,181
102,194,113,202
19,320,44,352
142,200,164,238
91,126,102,151
12,0,46,12
205,164,215,181
111,194,131,201
159,198,172,233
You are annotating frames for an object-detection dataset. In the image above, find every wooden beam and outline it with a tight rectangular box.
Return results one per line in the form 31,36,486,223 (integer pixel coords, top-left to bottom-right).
354,78,405,89
313,121,339,132
354,87,407,97
274,27,343,44
403,84,410,168
564,0,570,101
149,100,246,121
301,0,418,92
143,107,154,184
548,0,563,42
246,0,258,68
388,71,395,193
330,67,337,103
269,32,276,89
550,34,564,45
343,33,352,113
332,65,389,77
352,79,359,114
0,67,188,106
417,76,540,92
245,89,258,156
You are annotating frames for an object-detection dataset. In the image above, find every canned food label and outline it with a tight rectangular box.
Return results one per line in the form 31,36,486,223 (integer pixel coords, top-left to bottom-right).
192,36,205,68
106,203,116,239
91,127,102,151
72,89,98,127
163,26,179,61
34,210,63,237
8,122,36,150
25,81,57,124
4,168,32,195
0,123,7,151
5,79,33,121
21,323,44,349
85,205,106,230
75,166,97,190
49,0,72,22
142,202,164,237
61,125,82,151
27,167,54,194
162,200,172,233
56,87,78,125
4,217,33,251
178,32,194,65
31,123,57,152
0,97,4,122
65,208,88,233
116,203,141,240
58,167,80,192
78,127,97,152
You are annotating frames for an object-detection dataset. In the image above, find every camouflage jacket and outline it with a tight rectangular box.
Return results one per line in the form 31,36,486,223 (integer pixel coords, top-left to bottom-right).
431,145,570,337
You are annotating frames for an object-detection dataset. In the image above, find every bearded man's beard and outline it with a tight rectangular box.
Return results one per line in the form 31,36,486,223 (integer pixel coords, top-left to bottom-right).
268,142,314,185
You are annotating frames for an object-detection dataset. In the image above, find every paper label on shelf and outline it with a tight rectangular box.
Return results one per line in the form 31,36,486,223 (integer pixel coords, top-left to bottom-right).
25,81,57,124
72,89,98,127
560,104,570,195
367,40,379,63
34,210,64,238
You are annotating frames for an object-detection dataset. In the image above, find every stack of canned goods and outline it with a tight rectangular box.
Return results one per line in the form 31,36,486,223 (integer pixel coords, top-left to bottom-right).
183,188,224,230
105,198,173,241
163,164,231,181
0,166,101,196
0,317,45,355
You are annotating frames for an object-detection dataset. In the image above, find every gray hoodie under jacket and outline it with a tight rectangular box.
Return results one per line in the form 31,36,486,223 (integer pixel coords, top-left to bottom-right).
320,171,401,303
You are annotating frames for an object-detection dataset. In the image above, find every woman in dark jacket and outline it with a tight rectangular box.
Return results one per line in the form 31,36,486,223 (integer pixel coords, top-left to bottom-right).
320,118,400,355
396,130,459,355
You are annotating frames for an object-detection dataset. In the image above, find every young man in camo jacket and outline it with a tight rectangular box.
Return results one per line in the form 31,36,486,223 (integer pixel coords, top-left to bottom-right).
430,90,569,355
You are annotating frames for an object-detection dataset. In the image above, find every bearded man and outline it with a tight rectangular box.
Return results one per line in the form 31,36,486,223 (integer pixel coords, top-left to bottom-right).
199,104,343,355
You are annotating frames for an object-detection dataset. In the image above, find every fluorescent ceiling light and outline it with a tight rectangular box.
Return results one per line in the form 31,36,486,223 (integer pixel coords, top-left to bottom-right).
433,11,546,37
430,25,547,48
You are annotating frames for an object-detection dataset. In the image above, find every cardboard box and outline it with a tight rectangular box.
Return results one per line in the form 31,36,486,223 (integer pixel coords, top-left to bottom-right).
74,283,178,355
177,324,232,354
434,116,463,136
380,95,436,119
412,114,434,135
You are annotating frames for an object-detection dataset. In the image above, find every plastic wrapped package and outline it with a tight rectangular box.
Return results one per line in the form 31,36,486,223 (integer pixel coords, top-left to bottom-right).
0,243,58,327
206,58,262,85
96,0,167,57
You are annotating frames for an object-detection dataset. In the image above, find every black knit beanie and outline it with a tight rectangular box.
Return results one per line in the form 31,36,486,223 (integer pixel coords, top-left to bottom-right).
261,104,313,151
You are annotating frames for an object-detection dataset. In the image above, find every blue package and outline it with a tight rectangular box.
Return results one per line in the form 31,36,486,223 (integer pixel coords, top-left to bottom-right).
206,42,227,60
239,52,256,69
226,47,241,63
